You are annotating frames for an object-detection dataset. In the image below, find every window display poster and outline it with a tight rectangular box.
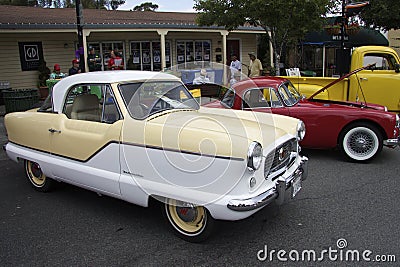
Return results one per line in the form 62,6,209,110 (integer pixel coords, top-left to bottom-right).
203,41,211,61
152,42,161,63
177,42,185,63
142,51,151,64
195,41,203,61
142,42,151,65
133,51,140,64
186,41,194,62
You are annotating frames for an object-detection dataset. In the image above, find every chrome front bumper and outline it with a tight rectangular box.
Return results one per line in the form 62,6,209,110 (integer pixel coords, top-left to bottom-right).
383,137,400,147
227,156,308,212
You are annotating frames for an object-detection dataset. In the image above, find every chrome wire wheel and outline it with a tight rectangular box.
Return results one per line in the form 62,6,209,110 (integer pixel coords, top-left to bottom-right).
340,123,382,162
24,160,54,192
163,198,214,242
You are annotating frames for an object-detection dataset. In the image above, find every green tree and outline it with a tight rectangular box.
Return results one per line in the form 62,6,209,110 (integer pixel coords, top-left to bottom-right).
359,0,400,30
133,1,159,11
194,0,333,75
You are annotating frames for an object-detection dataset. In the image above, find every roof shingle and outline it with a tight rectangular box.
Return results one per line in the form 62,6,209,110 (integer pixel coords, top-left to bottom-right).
0,5,263,31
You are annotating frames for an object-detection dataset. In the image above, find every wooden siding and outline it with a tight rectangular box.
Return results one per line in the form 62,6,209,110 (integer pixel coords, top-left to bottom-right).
0,32,77,90
388,30,400,56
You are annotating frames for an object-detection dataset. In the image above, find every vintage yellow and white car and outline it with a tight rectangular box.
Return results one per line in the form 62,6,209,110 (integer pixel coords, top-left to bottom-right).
4,71,308,242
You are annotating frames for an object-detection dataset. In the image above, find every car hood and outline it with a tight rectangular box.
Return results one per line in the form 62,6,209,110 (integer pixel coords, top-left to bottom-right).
302,98,387,111
123,107,300,159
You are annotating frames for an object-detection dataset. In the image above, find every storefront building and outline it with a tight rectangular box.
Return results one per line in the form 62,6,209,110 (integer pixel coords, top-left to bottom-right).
291,24,389,77
0,5,265,89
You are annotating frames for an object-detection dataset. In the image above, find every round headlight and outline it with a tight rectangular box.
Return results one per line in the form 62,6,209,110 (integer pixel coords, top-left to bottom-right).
247,141,263,171
297,120,306,141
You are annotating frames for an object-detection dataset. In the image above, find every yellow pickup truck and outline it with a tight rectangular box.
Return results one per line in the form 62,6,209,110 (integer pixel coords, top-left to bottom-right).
284,46,400,112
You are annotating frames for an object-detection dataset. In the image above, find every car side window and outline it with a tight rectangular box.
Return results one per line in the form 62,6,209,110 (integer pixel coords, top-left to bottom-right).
102,86,121,123
364,53,397,70
221,88,235,108
63,84,121,123
264,87,283,108
242,89,269,109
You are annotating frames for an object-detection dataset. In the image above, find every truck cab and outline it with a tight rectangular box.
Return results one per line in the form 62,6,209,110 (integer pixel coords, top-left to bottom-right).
283,46,400,113
348,46,400,112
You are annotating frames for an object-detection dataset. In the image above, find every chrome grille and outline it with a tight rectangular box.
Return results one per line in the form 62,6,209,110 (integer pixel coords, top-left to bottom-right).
264,139,297,180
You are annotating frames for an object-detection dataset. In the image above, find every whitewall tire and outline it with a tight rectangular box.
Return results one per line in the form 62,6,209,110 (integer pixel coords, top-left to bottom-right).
339,123,383,162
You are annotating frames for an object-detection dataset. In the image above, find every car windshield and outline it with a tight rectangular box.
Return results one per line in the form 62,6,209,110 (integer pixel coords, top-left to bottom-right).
278,81,301,106
119,81,199,120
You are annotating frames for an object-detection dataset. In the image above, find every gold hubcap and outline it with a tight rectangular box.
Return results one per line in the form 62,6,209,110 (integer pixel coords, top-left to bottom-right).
26,161,46,186
166,199,206,234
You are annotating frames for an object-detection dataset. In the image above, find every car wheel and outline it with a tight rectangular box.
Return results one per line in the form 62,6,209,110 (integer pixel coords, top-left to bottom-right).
25,160,54,192
163,198,215,242
339,123,383,162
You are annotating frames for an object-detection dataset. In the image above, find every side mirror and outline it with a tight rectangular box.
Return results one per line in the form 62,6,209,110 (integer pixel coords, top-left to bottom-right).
395,63,400,73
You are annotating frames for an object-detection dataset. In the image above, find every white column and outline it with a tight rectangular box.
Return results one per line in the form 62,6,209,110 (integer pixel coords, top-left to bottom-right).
157,30,169,70
221,30,229,84
83,29,89,72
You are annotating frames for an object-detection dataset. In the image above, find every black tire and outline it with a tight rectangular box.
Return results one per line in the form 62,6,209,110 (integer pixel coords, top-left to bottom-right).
338,122,383,162
163,198,215,243
24,160,55,192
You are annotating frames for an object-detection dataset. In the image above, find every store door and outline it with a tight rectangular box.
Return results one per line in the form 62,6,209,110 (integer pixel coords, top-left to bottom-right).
226,40,241,66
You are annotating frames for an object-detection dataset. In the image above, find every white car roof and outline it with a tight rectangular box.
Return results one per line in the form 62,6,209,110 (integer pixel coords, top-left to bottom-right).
52,70,181,112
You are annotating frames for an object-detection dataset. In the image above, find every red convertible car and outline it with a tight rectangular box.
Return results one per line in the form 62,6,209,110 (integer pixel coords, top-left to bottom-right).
203,76,400,162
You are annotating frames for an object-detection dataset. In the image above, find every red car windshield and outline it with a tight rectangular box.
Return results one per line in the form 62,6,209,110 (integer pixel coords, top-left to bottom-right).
278,81,301,106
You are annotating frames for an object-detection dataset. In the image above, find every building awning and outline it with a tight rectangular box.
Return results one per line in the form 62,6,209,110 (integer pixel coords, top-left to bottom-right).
302,27,388,47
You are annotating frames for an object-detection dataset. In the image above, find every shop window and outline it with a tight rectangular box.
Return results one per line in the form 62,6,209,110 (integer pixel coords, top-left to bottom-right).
129,41,171,71
87,42,124,71
177,40,211,69
102,42,124,70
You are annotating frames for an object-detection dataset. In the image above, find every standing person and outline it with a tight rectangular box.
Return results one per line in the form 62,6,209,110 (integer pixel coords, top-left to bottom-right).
192,69,210,84
230,55,242,73
50,64,66,79
87,46,102,72
69,59,82,76
229,71,241,86
248,52,263,77
107,50,124,70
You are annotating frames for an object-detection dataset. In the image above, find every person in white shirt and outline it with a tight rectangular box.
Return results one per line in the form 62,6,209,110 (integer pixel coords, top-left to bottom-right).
193,69,210,84
230,71,242,86
230,55,242,73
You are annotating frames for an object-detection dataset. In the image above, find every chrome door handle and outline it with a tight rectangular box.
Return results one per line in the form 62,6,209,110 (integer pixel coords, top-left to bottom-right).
48,128,61,133
360,77,368,81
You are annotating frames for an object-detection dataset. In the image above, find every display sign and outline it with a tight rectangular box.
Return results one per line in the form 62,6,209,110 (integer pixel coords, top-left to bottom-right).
18,42,44,71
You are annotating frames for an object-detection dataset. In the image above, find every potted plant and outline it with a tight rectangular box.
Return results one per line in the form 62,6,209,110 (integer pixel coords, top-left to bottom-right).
324,24,341,35
37,60,51,100
346,22,360,35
